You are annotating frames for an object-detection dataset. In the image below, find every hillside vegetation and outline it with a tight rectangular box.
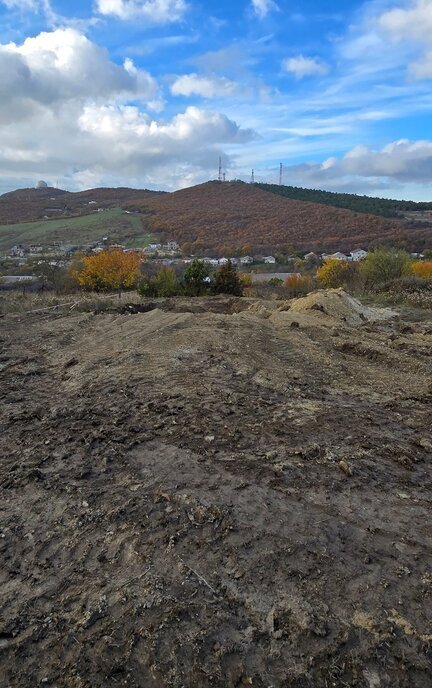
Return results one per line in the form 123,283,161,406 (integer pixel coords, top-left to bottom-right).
129,181,429,254
0,208,154,252
0,187,162,225
257,183,432,218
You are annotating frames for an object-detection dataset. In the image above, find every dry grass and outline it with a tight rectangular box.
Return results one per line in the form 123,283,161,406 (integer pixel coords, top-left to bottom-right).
0,290,143,315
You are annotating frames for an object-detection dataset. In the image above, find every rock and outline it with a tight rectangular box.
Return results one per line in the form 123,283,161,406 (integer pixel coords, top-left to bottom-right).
330,328,340,337
339,460,353,477
27,468,46,481
290,321,300,329
265,450,278,460
204,435,215,443
417,438,432,451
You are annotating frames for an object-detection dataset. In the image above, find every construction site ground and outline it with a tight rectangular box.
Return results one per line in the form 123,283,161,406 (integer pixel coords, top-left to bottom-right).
0,291,431,687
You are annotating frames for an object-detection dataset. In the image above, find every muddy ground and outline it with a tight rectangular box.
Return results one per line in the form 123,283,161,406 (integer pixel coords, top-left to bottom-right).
0,294,431,687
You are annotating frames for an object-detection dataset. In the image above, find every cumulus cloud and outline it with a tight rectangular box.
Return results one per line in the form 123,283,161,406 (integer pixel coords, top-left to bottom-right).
95,0,187,22
251,0,278,19
378,0,432,79
0,29,255,191
171,73,245,98
277,139,432,192
0,28,159,123
282,55,329,78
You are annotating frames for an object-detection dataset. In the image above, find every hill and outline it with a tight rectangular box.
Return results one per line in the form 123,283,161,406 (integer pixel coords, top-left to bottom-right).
0,208,156,253
128,180,430,253
0,187,162,226
256,183,432,218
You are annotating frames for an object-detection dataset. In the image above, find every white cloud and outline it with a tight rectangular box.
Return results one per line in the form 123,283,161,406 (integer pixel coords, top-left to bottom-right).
0,29,255,191
1,0,37,7
276,139,432,191
95,0,187,22
282,55,329,79
171,73,245,98
251,0,278,19
378,0,432,79
0,28,159,124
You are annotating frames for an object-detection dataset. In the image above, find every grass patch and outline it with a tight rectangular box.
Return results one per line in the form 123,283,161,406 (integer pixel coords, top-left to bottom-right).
0,208,157,252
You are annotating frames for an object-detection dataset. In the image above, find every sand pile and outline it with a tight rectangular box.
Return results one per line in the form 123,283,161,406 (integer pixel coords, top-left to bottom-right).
286,288,396,326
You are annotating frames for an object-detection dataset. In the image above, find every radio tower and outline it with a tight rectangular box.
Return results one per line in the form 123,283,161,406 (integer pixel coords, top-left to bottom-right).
218,156,223,182
279,163,283,186
251,169,255,184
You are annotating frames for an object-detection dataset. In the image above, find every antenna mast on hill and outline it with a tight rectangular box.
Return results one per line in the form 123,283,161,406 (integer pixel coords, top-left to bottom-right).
251,169,255,184
218,156,223,182
279,163,283,186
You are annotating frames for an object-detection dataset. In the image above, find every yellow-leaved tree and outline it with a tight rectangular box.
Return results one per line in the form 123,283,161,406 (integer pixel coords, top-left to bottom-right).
71,249,141,292
316,258,353,288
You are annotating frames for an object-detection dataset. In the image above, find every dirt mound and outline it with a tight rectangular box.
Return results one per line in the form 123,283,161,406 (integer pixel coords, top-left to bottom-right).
1,296,431,687
288,288,397,325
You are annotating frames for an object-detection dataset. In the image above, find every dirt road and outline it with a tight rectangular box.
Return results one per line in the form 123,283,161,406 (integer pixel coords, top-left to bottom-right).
1,294,431,687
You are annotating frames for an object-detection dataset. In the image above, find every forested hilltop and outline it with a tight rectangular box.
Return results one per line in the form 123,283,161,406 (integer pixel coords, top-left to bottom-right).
257,183,432,218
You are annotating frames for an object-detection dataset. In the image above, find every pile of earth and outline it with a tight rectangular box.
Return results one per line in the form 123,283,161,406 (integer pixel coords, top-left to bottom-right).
0,294,431,687
286,288,397,325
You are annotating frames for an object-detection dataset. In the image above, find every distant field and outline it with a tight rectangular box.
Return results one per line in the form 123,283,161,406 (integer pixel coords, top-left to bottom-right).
0,208,156,252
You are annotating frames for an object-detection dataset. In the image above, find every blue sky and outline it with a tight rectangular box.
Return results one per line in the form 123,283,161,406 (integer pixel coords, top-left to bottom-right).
1,0,432,199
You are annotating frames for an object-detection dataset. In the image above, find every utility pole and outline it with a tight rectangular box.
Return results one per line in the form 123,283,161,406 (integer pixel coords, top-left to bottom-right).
279,163,283,186
251,169,255,184
218,157,223,182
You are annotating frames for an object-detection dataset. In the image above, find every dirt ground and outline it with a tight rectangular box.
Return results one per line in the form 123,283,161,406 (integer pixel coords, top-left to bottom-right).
1,292,431,687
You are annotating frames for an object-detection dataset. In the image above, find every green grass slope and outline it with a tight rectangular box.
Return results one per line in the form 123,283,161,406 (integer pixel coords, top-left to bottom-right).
0,208,155,252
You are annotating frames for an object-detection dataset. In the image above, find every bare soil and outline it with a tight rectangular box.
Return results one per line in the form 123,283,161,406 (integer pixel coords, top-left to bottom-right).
1,294,431,687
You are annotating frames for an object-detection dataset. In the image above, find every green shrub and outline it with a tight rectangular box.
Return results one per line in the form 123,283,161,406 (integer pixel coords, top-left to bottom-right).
184,259,210,296
213,260,242,295
360,249,412,288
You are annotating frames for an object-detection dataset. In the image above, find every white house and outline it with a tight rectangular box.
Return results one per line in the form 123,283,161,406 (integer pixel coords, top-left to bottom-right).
240,255,254,265
350,249,368,261
264,256,276,264
144,243,162,253
9,245,27,258
218,257,229,265
328,252,349,261
166,240,179,251
304,252,318,261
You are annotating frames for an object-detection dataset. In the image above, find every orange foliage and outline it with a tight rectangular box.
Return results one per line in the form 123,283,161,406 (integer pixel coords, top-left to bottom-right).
71,248,141,291
412,260,432,279
284,274,313,295
127,181,411,255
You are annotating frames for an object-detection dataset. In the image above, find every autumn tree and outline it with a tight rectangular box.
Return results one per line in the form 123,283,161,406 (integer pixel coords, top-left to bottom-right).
317,259,354,288
284,274,313,296
412,260,432,279
71,248,141,292
213,260,242,296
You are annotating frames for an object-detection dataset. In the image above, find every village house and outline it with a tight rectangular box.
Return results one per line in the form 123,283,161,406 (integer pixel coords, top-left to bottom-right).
264,256,276,264
240,255,254,265
327,252,349,261
166,240,179,251
304,251,318,261
9,244,28,258
350,249,368,261
144,243,162,253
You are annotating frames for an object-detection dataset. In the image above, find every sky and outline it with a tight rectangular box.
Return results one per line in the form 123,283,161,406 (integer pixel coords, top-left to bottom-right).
1,0,432,199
